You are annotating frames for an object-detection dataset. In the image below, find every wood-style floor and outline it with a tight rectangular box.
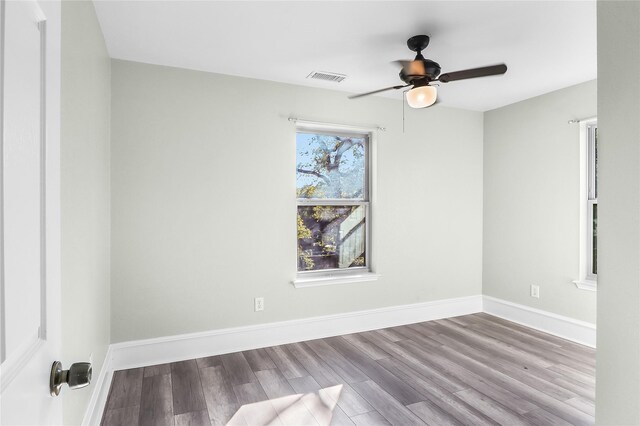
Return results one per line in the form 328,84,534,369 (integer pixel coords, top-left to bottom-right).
101,313,595,426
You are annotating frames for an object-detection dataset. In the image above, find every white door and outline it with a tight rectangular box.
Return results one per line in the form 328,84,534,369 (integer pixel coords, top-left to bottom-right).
0,0,62,424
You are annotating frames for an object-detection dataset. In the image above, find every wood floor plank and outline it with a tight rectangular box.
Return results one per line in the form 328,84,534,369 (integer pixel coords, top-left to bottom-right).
436,319,554,369
106,368,144,410
382,344,538,414
549,345,596,371
434,344,594,425
476,314,596,358
351,411,391,426
144,363,171,378
341,333,392,360
467,322,585,370
233,381,269,404
220,352,258,386
285,342,337,385
255,368,297,399
373,328,405,342
325,336,423,405
200,365,239,426
412,320,454,337
196,355,223,369
270,393,319,426
329,407,356,426
350,380,425,426
305,339,369,384
446,315,476,327
255,368,320,425
244,348,277,372
377,357,498,426
233,382,282,426
288,376,354,426
101,405,140,426
361,331,468,393
139,374,173,426
453,388,527,426
565,396,596,417
521,408,574,426
288,375,323,394
470,315,563,350
264,345,309,379
547,363,596,386
406,401,462,426
171,360,207,415
377,343,539,416
394,324,443,350
285,342,374,417
552,376,595,402
174,410,211,426
430,331,578,402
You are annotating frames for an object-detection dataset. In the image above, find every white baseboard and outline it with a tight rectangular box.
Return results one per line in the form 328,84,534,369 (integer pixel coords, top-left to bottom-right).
483,295,596,348
82,346,113,426
109,295,482,371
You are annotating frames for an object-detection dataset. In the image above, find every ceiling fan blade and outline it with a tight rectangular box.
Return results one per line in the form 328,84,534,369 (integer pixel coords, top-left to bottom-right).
394,60,426,76
348,84,410,99
438,64,507,83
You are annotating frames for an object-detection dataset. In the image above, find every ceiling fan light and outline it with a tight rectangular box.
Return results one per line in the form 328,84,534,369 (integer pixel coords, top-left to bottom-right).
406,85,437,108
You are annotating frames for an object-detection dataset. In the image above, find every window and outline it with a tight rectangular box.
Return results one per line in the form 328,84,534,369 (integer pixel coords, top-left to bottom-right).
294,124,377,287
575,120,597,290
586,123,598,279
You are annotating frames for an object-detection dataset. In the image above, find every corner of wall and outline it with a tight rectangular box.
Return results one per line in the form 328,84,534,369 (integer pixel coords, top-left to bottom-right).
60,0,112,424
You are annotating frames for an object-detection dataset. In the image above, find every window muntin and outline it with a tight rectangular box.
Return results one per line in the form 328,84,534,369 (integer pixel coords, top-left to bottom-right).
296,131,370,274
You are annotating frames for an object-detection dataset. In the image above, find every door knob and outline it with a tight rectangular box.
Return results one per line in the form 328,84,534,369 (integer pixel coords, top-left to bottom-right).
50,361,92,396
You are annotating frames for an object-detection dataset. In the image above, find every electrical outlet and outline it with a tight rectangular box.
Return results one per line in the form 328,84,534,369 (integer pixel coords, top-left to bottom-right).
531,285,540,298
254,297,264,312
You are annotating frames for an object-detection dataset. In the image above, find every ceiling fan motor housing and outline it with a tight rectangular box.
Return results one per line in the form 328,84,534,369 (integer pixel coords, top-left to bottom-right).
399,59,441,84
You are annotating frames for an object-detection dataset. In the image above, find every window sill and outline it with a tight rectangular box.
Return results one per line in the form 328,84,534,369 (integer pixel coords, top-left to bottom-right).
293,272,381,288
573,279,597,291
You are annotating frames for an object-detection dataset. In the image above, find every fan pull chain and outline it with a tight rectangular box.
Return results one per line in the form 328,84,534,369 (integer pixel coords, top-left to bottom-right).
402,88,410,133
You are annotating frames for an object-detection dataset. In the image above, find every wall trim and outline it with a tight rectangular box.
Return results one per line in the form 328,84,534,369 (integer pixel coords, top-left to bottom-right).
81,346,113,426
483,295,596,348
110,295,482,371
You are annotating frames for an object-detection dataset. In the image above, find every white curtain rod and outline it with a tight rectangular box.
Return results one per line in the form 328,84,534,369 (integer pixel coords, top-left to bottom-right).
568,116,597,124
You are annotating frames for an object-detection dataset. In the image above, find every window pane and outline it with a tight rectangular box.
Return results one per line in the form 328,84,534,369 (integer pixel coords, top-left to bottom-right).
296,132,366,199
592,203,597,275
594,127,598,199
297,205,366,271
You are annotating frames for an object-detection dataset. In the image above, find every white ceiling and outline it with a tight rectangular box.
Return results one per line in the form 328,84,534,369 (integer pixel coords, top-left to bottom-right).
93,1,596,111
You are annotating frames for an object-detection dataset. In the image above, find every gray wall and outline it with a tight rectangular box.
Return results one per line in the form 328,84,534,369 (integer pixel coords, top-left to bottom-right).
110,60,484,343
60,1,111,424
596,1,640,423
483,81,597,324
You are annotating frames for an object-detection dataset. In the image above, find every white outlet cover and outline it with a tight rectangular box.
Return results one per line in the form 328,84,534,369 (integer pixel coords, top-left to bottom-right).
531,285,540,298
254,297,264,311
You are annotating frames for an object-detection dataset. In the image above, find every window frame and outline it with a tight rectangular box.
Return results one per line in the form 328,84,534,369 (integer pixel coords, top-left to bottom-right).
586,123,597,282
293,121,379,288
574,119,597,291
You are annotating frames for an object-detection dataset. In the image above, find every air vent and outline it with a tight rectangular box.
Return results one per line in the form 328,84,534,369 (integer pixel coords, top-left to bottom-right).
307,71,347,83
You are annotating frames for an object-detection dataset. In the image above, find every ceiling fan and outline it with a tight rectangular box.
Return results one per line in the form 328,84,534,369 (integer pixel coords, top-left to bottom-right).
349,35,507,108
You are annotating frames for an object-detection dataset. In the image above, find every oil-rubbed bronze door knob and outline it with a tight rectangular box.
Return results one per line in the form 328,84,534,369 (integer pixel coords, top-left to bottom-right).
50,361,92,396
